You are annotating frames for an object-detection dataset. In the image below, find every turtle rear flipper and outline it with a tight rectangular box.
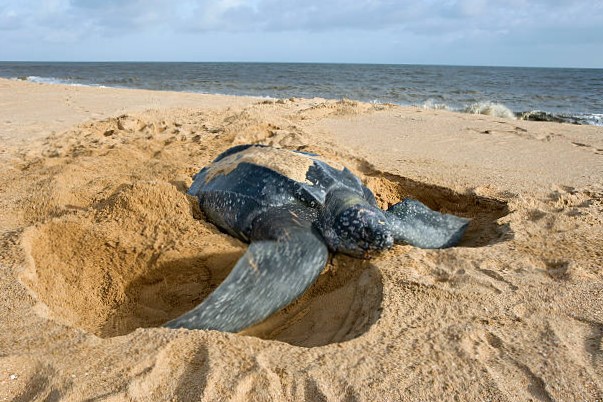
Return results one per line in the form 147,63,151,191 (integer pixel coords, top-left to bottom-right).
387,199,469,249
164,211,328,332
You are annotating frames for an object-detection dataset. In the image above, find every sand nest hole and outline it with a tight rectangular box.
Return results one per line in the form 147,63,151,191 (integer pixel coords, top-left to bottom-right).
20,172,509,347
19,181,383,346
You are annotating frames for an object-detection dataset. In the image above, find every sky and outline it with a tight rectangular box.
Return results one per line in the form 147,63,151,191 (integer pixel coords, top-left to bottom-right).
0,0,602,67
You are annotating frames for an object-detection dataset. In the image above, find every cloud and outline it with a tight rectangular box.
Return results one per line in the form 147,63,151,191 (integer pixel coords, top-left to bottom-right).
1,0,601,66
170,0,602,37
3,0,602,39
70,0,168,27
175,1,432,32
0,9,21,30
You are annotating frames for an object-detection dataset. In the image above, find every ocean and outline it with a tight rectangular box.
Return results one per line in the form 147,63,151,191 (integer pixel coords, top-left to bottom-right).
1,62,601,126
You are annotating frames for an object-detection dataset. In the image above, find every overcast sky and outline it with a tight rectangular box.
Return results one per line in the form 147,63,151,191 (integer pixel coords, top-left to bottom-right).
1,0,602,67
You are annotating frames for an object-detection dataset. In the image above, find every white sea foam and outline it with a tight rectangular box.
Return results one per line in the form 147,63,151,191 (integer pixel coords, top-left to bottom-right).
463,101,516,120
24,75,69,85
421,100,517,120
580,113,603,126
421,99,451,110
518,110,603,126
20,76,91,88
568,113,603,126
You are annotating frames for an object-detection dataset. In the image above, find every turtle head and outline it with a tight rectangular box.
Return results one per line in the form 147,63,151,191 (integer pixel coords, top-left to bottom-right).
319,191,394,258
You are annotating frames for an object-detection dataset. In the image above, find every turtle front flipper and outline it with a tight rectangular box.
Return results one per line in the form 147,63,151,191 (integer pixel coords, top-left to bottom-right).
386,199,469,249
164,208,328,333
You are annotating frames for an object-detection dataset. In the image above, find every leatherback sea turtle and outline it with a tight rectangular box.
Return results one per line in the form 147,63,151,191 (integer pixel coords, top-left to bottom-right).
165,144,469,332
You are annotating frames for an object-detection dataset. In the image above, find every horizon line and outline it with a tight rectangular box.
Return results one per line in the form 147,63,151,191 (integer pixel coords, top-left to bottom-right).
1,60,601,70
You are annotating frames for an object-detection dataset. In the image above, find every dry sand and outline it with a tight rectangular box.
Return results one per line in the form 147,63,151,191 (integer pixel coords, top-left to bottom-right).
1,78,602,401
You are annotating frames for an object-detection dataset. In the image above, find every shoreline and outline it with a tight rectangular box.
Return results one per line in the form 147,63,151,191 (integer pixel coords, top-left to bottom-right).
2,62,602,127
1,77,602,400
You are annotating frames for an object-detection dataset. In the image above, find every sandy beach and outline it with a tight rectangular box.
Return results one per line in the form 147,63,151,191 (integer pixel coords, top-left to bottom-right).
1,77,602,400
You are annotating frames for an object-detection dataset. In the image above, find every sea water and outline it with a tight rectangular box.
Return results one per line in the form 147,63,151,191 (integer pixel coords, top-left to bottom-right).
1,62,601,126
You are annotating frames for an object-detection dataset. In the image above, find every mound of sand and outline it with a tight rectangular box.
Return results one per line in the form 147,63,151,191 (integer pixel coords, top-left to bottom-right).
1,79,602,400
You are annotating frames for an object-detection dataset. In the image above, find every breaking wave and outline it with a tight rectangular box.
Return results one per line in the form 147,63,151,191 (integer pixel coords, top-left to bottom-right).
421,100,602,126
17,75,98,87
463,102,516,120
421,100,516,120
